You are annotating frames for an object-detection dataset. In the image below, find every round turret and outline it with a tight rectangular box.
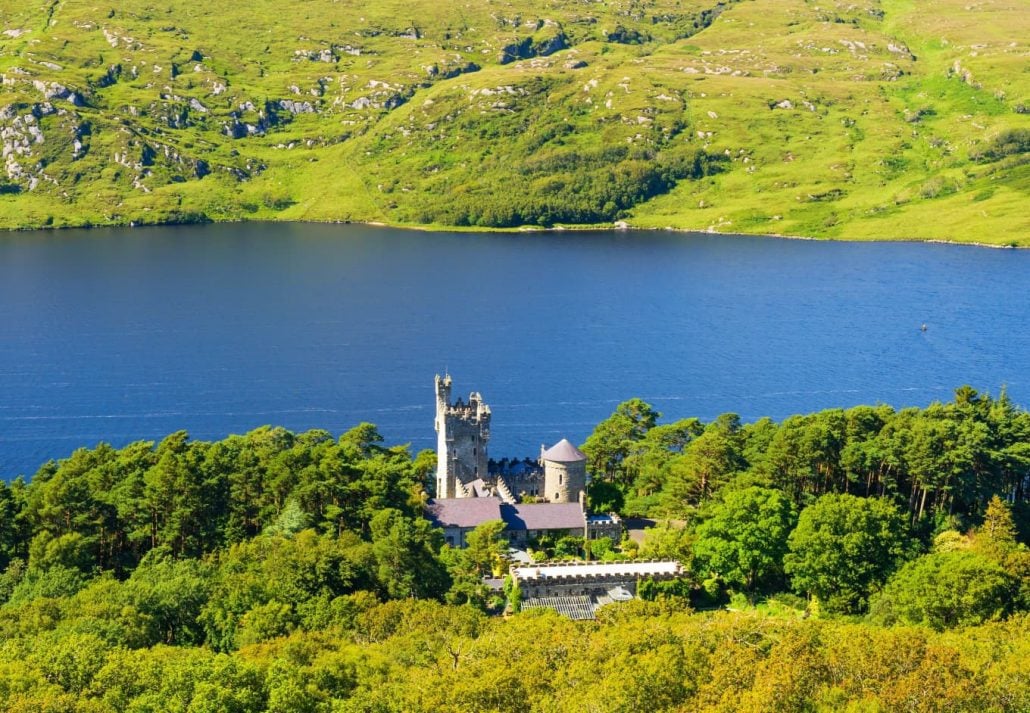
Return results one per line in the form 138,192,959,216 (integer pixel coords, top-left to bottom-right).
541,438,587,503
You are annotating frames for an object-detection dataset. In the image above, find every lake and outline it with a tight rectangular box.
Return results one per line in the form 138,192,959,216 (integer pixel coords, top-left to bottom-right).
2,223,1029,479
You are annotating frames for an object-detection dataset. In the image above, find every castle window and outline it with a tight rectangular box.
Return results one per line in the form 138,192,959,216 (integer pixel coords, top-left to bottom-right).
558,472,563,485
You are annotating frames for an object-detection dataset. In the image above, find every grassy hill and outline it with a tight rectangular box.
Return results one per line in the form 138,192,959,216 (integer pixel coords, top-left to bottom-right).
0,0,1027,244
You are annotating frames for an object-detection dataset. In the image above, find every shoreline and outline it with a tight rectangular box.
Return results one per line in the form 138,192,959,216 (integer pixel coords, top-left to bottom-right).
1,215,1024,250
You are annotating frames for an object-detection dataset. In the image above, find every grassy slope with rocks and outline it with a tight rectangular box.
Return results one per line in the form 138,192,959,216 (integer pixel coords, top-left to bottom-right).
0,0,1026,244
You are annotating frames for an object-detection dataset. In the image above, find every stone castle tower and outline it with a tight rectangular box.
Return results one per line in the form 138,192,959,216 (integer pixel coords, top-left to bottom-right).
541,438,588,504
435,374,491,498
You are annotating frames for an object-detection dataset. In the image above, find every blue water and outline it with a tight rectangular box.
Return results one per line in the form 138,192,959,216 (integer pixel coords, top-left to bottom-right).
1,223,1028,479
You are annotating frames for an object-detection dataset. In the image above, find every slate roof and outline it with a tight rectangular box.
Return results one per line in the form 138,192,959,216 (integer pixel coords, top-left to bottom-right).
541,438,587,463
501,502,586,531
522,595,597,620
426,497,503,529
467,478,491,497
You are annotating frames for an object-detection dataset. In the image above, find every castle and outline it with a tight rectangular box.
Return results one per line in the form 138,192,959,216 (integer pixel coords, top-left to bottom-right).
427,376,684,620
429,374,620,549
434,373,587,504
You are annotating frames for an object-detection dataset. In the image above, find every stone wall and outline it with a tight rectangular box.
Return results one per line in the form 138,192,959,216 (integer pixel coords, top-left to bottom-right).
587,514,622,543
543,459,586,503
514,560,682,599
435,374,491,498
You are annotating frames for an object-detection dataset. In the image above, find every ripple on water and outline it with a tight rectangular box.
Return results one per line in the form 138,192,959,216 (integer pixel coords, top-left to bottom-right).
1,224,1029,478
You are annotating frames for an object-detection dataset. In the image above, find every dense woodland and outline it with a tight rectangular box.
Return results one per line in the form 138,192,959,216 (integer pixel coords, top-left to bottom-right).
0,387,1027,711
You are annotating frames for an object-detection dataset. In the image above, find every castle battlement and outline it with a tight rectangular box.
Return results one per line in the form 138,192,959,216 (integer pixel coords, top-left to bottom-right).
442,402,491,420
435,374,491,498
434,375,583,506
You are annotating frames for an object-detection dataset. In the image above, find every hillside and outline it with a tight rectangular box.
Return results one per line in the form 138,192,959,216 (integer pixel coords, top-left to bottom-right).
0,0,1027,243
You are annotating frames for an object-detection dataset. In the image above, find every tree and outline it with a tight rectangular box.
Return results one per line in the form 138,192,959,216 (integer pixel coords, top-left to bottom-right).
622,418,704,498
692,487,796,595
587,479,625,514
412,449,437,495
581,399,661,485
262,499,309,538
123,553,213,646
976,496,1020,559
760,412,846,504
443,520,507,608
971,496,1030,609
463,520,508,577
785,494,912,613
0,481,26,570
662,415,745,512
640,523,693,565
369,509,449,600
904,409,974,522
869,550,1016,629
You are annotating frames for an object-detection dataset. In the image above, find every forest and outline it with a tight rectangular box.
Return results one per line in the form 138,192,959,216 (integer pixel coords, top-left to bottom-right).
0,387,1027,711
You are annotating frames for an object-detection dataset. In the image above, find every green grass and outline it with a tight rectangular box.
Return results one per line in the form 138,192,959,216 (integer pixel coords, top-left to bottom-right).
0,0,1027,244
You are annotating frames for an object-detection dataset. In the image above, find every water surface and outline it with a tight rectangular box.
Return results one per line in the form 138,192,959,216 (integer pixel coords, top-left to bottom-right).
2,224,1028,479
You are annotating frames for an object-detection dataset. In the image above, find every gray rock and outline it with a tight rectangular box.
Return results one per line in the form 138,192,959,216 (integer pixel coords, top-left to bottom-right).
278,99,315,114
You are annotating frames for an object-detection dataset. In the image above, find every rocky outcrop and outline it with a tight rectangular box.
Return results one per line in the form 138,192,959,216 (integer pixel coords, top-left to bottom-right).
293,48,337,63
31,80,84,105
425,60,481,80
604,26,651,45
278,99,316,114
95,64,122,88
223,101,276,137
499,28,568,64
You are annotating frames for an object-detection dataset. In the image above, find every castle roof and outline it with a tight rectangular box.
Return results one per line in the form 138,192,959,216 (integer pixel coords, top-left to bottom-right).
426,497,502,529
501,502,585,531
541,438,587,463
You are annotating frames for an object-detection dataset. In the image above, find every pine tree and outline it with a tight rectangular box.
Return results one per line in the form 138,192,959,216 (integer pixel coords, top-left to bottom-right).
976,496,1019,560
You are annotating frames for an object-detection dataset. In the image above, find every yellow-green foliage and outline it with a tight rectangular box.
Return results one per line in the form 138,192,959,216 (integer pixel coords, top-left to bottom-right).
0,598,1027,711
0,403,1027,710
0,0,1027,242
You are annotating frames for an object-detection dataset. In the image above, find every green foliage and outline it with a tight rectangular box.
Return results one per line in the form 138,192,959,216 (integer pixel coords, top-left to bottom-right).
369,508,449,600
1,0,1027,242
263,499,310,538
200,529,370,651
601,388,1030,537
502,574,522,613
0,398,1026,709
123,553,213,646
552,535,585,559
6,564,88,605
585,535,615,560
586,479,625,514
581,398,663,486
971,128,1030,162
640,522,693,565
693,487,797,594
442,520,507,608
637,576,693,603
785,494,913,614
976,495,1021,559
870,550,1016,629
661,414,744,513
